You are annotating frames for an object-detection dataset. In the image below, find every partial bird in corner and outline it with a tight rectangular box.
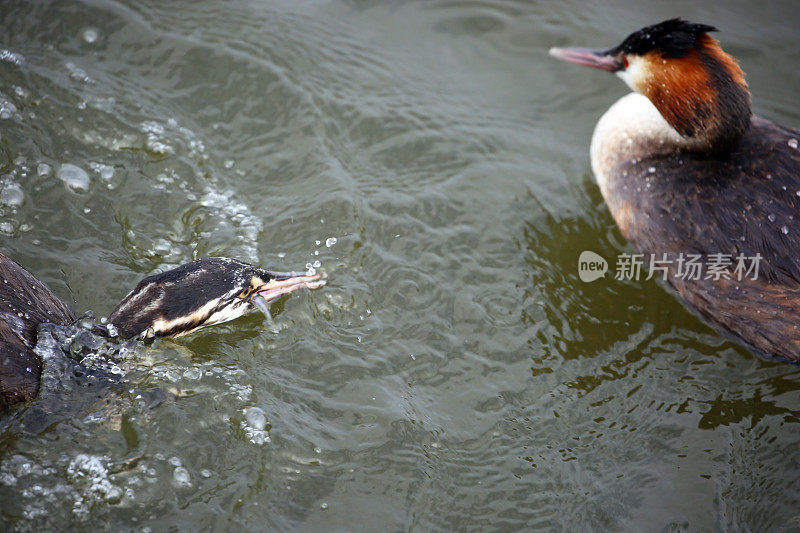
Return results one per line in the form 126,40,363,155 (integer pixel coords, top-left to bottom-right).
0,252,325,409
550,18,800,361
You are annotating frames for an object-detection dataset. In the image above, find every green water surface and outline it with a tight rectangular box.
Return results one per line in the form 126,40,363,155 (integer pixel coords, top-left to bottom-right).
1,0,799,530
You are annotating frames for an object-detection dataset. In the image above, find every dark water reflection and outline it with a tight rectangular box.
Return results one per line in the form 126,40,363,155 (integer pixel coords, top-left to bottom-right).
1,0,800,530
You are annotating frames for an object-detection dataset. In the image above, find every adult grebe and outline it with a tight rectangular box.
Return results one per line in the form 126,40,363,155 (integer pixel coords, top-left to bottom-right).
550,19,800,361
0,252,324,408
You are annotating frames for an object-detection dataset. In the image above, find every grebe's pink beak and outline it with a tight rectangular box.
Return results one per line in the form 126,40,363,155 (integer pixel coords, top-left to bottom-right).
549,47,622,72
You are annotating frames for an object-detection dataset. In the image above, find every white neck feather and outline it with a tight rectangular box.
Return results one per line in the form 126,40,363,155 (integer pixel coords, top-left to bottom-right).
590,92,702,196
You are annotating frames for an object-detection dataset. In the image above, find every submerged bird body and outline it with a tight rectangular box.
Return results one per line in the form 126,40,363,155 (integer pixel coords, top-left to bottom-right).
0,253,324,409
551,19,800,361
0,253,76,408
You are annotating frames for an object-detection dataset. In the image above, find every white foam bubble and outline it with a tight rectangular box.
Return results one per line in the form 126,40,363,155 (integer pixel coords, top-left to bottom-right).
152,238,172,256
0,49,23,65
65,62,92,83
141,121,175,155
0,183,25,207
0,95,18,120
173,466,191,486
58,164,91,192
0,220,18,235
183,367,202,380
81,28,99,44
245,407,267,430
66,454,123,517
37,163,53,177
243,406,270,445
89,162,115,180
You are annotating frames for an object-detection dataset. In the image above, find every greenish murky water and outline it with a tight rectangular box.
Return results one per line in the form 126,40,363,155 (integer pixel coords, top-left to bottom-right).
1,0,800,530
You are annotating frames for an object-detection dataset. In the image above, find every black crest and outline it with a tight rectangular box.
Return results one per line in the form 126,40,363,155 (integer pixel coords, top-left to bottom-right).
608,18,717,58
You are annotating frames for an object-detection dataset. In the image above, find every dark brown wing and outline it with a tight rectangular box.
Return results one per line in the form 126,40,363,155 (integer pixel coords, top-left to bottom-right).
608,117,800,282
669,275,800,362
604,117,800,360
0,251,76,409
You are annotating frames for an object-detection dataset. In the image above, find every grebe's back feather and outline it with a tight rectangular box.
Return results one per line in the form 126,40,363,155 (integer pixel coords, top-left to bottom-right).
594,98,800,283
594,102,800,359
0,252,76,408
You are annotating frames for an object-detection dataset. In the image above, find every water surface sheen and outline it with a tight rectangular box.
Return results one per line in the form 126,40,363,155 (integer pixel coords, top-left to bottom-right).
1,0,800,530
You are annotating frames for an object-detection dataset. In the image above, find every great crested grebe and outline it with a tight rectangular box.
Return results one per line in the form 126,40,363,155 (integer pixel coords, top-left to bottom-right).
550,19,800,361
0,252,324,408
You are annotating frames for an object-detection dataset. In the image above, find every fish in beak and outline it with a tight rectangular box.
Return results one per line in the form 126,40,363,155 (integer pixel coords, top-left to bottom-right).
250,271,326,323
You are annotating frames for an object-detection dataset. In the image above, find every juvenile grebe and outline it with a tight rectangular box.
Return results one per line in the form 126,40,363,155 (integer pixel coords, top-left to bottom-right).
550,19,800,361
0,252,324,408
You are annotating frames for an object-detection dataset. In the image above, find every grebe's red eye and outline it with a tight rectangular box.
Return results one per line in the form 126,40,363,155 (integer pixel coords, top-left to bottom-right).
622,57,629,69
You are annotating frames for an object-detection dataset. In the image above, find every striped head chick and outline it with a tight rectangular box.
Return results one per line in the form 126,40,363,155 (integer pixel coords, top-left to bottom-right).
107,257,325,339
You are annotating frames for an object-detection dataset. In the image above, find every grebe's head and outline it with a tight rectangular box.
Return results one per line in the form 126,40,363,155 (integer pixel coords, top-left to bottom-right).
107,257,325,339
550,18,751,154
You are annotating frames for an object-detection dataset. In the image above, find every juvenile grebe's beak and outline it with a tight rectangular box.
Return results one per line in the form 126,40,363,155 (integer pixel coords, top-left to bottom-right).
549,47,622,72
254,271,326,305
250,270,326,325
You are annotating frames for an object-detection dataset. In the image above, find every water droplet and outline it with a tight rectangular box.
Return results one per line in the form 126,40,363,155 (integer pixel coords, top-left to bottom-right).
0,183,25,207
36,163,52,177
173,466,190,486
0,49,24,65
153,238,172,255
81,28,99,43
789,138,798,149
325,237,337,247
183,367,202,380
58,164,90,193
98,164,114,180
0,98,17,119
782,225,789,235
768,214,776,223
0,221,17,235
